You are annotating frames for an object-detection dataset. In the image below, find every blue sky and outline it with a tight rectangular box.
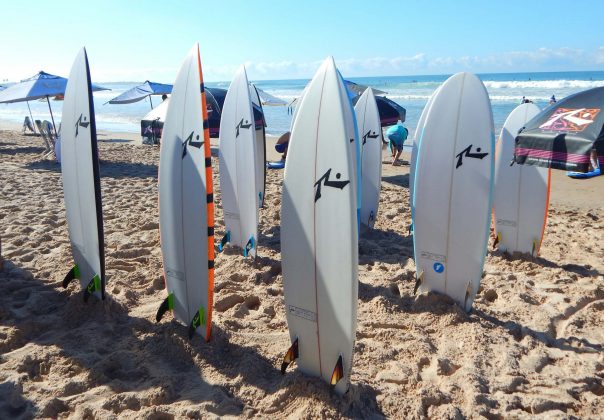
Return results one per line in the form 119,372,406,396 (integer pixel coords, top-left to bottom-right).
1,0,603,83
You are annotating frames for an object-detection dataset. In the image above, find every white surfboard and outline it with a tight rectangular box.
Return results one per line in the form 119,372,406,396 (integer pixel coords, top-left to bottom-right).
250,84,266,208
494,103,549,255
339,72,362,227
355,88,382,228
218,65,258,258
410,84,441,211
412,72,494,312
281,57,358,395
157,44,215,341
60,47,105,301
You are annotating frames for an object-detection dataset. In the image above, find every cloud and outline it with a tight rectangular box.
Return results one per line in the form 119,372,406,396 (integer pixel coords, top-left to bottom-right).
232,46,604,81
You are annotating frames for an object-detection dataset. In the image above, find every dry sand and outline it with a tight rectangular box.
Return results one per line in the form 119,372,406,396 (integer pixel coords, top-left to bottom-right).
1,130,603,419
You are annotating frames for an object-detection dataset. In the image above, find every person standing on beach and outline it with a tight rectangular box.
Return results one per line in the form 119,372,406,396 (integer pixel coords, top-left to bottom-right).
275,131,290,161
385,120,408,165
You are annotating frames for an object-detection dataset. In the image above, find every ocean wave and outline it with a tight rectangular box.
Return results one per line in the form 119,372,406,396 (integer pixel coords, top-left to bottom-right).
484,80,604,89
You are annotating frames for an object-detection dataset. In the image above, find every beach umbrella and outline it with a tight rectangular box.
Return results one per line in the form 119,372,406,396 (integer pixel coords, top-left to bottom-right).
253,85,288,106
0,71,108,136
106,80,173,109
140,86,264,140
515,86,604,172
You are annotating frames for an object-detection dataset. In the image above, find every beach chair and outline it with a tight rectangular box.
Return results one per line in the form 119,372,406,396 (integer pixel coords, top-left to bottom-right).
35,120,52,153
22,116,35,134
41,120,58,160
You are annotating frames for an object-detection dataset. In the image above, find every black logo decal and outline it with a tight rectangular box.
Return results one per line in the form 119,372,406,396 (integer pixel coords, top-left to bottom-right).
362,130,379,145
455,144,489,168
349,138,355,143
314,168,350,202
75,114,89,137
235,118,252,138
181,131,204,158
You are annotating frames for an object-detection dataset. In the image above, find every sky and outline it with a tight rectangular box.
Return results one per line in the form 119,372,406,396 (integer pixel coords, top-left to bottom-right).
1,0,603,83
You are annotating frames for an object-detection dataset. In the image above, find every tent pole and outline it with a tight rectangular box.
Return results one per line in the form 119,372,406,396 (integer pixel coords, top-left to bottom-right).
26,101,36,134
150,96,154,110
46,96,58,137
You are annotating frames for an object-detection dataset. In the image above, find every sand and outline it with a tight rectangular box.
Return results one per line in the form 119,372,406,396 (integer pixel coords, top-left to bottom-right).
1,129,603,419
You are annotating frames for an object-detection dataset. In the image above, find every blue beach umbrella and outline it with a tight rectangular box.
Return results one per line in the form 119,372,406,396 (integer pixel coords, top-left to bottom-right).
0,71,108,136
106,80,173,109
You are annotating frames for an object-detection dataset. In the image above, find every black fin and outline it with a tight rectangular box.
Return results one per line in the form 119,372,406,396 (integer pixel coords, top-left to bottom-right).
62,265,79,288
156,294,173,323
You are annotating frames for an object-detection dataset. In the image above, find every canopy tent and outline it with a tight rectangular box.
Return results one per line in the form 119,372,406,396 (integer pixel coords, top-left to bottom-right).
352,93,406,127
288,81,403,127
344,80,387,98
253,85,288,106
515,86,604,172
140,86,265,142
106,80,173,109
0,71,108,136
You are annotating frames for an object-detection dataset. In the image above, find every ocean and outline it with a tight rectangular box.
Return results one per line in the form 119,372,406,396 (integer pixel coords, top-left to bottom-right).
1,70,603,138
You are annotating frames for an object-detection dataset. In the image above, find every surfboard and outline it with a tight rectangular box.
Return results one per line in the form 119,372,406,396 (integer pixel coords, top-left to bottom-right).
156,44,215,341
412,72,494,312
410,84,441,211
218,65,258,258
280,57,358,395
60,47,105,302
494,103,550,256
339,72,361,228
250,84,266,208
355,88,382,228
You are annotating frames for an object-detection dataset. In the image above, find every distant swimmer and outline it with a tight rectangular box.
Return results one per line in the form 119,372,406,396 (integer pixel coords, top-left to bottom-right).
549,95,557,105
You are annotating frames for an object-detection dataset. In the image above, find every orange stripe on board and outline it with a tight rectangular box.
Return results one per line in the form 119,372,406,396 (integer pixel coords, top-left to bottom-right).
537,167,552,256
198,47,215,341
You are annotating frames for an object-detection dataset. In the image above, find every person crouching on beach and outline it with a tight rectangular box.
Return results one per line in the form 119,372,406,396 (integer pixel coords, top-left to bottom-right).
385,120,408,166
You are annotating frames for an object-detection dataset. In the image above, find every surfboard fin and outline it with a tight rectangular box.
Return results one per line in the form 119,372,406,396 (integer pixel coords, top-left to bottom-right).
218,231,231,252
531,240,537,257
493,232,501,250
280,338,299,374
156,293,174,323
330,355,344,386
408,222,413,236
62,264,80,288
258,191,264,208
463,281,473,312
243,236,255,258
413,271,424,295
188,307,206,339
83,274,101,303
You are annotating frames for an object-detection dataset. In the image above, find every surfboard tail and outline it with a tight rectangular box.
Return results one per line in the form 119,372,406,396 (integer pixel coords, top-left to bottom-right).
280,338,299,374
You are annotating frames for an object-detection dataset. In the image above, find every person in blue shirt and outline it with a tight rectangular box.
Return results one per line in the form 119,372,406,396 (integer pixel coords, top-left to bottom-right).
385,120,408,165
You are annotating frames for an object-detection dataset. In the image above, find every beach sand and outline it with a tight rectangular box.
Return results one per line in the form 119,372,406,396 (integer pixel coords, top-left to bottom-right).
1,130,603,419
